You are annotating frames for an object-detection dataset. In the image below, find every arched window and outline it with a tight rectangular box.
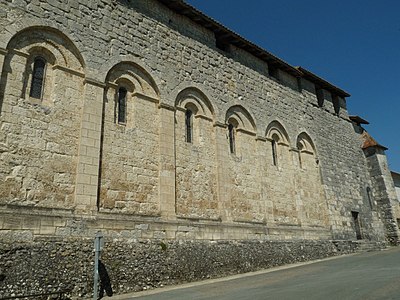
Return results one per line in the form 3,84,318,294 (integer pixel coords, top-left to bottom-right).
29,57,46,99
228,123,236,154
297,141,303,169
271,140,277,166
296,133,317,170
185,109,193,143
117,87,127,124
266,122,289,168
271,134,279,166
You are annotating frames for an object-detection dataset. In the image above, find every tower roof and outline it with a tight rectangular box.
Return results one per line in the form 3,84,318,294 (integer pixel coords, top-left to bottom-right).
361,131,388,150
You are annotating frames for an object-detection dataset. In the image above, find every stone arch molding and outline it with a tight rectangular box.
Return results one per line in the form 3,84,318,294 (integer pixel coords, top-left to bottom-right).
225,105,256,133
169,82,218,116
265,120,290,145
6,26,85,71
175,87,214,119
105,61,160,100
296,132,317,155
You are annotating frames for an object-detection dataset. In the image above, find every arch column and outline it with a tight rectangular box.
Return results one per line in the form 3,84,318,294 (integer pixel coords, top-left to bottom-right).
0,49,29,118
0,48,6,71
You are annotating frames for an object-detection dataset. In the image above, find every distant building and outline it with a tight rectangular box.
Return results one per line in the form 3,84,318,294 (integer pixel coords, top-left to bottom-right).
391,171,400,230
392,171,400,202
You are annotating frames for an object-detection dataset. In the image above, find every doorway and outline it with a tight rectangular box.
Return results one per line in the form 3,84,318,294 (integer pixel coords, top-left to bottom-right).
352,211,362,240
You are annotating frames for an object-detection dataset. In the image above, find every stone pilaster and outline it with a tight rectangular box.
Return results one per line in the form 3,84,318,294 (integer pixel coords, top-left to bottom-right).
214,122,231,222
158,103,176,219
289,147,303,226
74,78,104,214
256,136,271,223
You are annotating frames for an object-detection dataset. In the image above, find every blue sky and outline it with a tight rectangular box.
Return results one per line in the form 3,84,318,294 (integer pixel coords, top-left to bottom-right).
186,0,400,172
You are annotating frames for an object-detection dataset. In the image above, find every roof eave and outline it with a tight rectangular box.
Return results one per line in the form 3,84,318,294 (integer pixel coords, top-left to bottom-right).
349,115,370,125
157,0,302,77
157,0,349,97
297,67,350,98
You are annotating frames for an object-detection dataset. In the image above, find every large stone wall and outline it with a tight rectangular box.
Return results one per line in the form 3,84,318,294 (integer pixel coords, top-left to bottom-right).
0,0,398,297
392,172,400,229
393,172,400,202
174,88,219,220
0,235,385,299
0,27,85,210
364,149,400,244
99,63,161,216
0,0,387,239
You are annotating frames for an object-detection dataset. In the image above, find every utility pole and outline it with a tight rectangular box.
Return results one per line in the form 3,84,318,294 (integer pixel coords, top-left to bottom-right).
93,231,104,300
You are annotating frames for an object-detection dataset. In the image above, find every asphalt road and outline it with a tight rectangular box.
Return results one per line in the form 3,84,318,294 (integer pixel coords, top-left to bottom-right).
114,247,400,300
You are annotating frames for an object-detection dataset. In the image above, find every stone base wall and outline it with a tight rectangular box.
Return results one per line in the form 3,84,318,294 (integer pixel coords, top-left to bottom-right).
0,205,335,243
0,237,386,299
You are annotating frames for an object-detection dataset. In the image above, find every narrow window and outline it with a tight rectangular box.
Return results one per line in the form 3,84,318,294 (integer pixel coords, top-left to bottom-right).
297,142,303,169
185,109,193,143
117,87,127,124
228,123,235,154
271,139,278,166
29,57,46,99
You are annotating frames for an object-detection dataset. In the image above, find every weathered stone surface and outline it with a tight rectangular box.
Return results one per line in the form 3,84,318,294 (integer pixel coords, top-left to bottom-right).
0,0,399,298
0,0,394,239
0,238,385,299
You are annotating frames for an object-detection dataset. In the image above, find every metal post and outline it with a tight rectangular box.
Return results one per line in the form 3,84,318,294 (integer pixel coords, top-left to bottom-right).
93,232,103,300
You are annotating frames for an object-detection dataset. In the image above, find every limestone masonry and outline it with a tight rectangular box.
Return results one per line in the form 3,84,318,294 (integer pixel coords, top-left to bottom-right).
0,0,399,298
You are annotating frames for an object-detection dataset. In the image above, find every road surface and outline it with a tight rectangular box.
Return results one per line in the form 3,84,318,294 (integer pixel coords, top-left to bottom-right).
109,247,400,300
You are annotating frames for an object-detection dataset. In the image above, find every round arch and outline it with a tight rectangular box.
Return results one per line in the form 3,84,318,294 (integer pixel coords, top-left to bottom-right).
105,61,160,100
175,87,215,119
265,120,290,145
225,105,256,133
6,26,85,70
296,132,317,155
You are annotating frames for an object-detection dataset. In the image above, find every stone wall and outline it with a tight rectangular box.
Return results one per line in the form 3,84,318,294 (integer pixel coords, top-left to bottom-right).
393,172,400,202
364,149,400,244
174,88,219,220
391,172,400,230
0,27,85,210
0,236,385,299
99,63,161,216
0,0,388,240
0,0,398,298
